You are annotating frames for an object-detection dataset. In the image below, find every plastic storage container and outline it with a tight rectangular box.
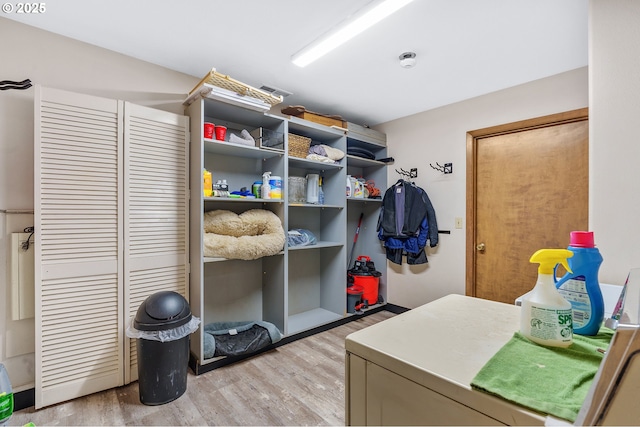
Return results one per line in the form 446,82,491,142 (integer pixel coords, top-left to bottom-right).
0,364,12,426
130,291,197,405
288,177,307,203
306,174,319,204
269,175,283,199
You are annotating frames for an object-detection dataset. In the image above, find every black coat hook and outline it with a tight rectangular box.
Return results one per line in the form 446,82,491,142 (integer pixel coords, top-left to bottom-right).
0,79,32,91
395,167,417,179
429,162,453,174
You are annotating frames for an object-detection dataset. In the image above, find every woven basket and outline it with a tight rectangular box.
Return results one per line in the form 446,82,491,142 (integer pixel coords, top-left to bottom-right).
188,68,283,107
288,133,312,158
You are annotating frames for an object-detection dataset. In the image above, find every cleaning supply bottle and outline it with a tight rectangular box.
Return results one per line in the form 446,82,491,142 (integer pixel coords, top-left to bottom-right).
520,249,574,348
318,176,325,205
203,169,212,197
0,364,13,426
269,175,282,199
261,171,271,199
555,231,604,336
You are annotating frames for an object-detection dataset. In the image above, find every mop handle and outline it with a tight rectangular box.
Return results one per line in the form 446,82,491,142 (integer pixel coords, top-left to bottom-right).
348,213,364,268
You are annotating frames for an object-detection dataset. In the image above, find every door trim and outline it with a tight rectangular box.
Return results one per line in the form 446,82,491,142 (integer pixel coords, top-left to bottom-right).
465,108,589,297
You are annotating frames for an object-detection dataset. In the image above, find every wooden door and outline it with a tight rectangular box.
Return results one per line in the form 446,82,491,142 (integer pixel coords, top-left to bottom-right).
466,109,588,304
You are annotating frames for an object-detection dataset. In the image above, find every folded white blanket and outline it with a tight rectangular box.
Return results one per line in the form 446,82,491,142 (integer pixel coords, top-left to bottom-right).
320,144,345,161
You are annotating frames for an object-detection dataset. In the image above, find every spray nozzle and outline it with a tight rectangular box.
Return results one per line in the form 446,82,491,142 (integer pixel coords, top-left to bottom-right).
263,171,271,181
530,249,573,274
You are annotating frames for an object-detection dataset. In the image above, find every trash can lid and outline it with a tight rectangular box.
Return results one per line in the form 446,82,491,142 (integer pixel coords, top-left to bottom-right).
134,291,192,331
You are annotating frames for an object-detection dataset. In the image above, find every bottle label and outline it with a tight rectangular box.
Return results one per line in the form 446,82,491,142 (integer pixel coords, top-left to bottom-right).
557,276,591,328
528,306,573,343
0,392,13,422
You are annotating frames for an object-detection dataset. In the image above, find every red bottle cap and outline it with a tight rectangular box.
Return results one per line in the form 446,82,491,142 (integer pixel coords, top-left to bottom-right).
570,231,595,248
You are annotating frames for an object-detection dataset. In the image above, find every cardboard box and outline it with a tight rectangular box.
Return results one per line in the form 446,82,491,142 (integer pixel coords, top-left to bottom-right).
291,111,347,129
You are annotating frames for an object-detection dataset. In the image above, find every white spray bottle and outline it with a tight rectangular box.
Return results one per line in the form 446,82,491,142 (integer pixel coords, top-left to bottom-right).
520,249,574,348
261,171,271,199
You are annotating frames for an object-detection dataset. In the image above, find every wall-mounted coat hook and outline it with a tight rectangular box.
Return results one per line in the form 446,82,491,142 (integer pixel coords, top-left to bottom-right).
395,167,418,179
0,79,32,91
429,162,453,174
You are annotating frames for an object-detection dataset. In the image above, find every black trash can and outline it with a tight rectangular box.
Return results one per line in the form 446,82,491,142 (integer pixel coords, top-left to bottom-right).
133,291,192,406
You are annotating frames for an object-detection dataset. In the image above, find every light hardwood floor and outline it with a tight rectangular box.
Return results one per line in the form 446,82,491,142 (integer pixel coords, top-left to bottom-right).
10,311,395,426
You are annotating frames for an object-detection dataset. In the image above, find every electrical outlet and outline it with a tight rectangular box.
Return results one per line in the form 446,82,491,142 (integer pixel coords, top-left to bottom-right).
455,217,463,229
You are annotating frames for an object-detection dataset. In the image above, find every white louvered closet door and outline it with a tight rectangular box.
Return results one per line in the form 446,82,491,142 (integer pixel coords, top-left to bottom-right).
123,103,189,383
35,86,124,408
35,87,189,408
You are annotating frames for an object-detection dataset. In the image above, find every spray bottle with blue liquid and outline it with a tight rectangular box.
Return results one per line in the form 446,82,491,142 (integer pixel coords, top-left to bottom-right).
554,231,604,336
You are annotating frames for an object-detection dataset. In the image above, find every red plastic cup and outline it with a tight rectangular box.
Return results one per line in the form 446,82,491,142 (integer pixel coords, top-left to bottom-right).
215,125,227,141
203,122,214,139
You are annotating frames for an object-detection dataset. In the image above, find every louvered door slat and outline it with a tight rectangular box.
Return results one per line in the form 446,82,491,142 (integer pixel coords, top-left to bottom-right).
123,103,189,383
35,86,124,408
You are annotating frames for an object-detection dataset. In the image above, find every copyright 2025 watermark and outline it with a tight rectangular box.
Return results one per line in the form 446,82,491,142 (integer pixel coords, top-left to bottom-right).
2,2,46,13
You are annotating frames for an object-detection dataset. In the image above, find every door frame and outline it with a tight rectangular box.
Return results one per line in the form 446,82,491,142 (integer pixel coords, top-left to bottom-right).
465,108,589,296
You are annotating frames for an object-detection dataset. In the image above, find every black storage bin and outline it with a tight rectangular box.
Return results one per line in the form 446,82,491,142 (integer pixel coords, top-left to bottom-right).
133,291,192,406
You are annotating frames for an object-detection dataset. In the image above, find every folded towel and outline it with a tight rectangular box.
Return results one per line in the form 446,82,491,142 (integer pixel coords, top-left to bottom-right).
229,129,255,147
306,153,336,163
471,327,614,422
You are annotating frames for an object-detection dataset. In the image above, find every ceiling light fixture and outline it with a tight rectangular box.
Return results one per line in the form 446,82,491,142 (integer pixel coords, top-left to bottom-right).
291,0,415,68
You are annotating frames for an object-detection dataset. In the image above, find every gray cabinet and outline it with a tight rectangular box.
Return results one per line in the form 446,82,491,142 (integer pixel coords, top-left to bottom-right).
186,93,387,372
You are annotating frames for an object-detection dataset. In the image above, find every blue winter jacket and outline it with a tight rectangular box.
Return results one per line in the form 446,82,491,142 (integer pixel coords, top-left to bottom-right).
377,180,438,265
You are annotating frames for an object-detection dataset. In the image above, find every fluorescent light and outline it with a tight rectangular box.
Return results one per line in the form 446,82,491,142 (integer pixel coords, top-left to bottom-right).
291,0,414,68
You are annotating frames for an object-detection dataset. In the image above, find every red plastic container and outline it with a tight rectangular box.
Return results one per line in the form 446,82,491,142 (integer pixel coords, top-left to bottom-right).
203,122,214,139
215,125,227,141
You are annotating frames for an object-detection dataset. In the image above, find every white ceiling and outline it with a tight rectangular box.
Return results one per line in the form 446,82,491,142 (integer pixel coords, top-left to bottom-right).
5,0,588,126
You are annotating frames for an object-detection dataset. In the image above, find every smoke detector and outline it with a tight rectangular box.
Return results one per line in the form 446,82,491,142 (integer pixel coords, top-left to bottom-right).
399,52,417,68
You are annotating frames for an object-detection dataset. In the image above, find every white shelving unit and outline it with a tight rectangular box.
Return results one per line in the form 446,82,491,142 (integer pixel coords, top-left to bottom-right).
186,92,387,373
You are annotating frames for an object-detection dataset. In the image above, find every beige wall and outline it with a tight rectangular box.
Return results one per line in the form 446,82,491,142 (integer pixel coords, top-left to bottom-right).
375,67,589,308
376,0,640,309
0,17,198,390
589,0,640,285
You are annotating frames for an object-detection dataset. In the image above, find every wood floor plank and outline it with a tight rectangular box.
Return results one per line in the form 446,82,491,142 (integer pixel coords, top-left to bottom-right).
10,311,395,426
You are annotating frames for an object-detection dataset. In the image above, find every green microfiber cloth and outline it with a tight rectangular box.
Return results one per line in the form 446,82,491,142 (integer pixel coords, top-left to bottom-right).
471,327,614,422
